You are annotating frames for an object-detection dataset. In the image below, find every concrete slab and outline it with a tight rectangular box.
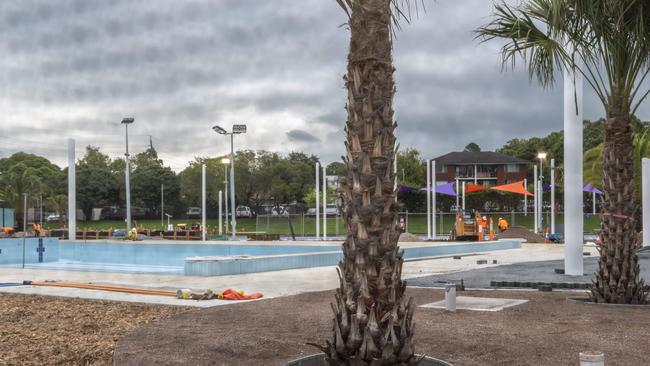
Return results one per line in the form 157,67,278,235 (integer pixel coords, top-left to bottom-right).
0,243,590,307
421,296,528,312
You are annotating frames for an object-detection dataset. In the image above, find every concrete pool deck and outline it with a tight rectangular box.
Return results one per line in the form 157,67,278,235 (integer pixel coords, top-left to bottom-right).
0,243,596,307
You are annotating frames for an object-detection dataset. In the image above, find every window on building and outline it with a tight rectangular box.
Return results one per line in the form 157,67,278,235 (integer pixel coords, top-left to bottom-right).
506,164,519,173
441,165,447,173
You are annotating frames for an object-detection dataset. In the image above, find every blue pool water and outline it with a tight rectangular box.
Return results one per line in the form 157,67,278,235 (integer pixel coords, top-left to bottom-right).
0,238,522,276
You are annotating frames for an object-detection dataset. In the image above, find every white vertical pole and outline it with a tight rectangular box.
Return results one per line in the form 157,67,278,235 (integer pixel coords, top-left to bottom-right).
455,178,460,210
427,160,431,239
564,59,584,276
534,165,538,233
537,178,544,232
642,158,650,247
432,160,437,240
218,190,223,236
124,124,132,231
524,178,528,216
161,184,164,228
315,162,320,239
551,159,556,234
229,134,236,240
393,154,398,202
201,164,206,241
592,190,596,215
67,139,76,240
462,182,466,211
474,164,477,184
323,165,327,240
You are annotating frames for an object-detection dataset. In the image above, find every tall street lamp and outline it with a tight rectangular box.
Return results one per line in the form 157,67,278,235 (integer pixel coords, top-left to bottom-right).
537,151,547,231
122,117,134,231
213,124,247,240
221,157,231,235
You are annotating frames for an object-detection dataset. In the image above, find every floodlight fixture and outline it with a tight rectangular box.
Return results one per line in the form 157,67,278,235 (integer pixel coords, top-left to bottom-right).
121,117,134,124
212,125,227,134
537,152,548,160
221,157,231,165
232,124,247,134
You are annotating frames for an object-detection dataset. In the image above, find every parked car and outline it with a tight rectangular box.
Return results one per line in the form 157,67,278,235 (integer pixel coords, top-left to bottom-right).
46,214,61,223
306,208,317,216
186,207,201,218
271,206,289,217
236,205,253,218
325,205,340,216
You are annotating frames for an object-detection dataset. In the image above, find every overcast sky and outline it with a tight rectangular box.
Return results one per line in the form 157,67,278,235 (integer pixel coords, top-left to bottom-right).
2,0,649,171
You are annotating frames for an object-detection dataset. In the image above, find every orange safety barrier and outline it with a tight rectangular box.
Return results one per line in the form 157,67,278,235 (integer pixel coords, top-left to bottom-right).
218,288,263,300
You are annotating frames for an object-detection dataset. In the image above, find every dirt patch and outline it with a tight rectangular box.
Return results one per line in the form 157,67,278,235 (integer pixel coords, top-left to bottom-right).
0,294,190,366
115,288,650,366
497,225,546,243
399,232,423,242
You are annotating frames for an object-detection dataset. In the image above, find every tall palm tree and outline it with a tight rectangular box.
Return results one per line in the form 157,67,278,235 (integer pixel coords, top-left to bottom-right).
477,0,649,304
313,0,422,364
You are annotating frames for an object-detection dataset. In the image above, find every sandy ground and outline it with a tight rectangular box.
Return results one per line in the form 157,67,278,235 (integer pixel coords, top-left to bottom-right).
0,294,190,366
114,288,650,366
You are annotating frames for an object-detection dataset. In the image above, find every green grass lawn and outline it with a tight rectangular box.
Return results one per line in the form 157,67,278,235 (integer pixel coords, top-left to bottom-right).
44,213,602,236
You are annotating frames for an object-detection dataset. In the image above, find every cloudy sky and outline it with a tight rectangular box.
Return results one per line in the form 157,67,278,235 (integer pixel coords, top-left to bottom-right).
2,0,649,171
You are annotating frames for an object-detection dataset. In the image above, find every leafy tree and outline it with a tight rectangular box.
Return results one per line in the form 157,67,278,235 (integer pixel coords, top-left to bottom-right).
0,164,42,228
395,148,426,212
464,142,481,152
131,148,181,218
478,0,650,304
76,147,120,221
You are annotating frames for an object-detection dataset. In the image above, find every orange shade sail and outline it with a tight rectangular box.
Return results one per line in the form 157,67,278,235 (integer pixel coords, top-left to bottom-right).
466,183,488,193
490,180,533,196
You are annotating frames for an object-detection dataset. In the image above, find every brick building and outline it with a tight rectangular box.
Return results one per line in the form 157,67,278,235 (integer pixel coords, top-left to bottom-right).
434,151,530,186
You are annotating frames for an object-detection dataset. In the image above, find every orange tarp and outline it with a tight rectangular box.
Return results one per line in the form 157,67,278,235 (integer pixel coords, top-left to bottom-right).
490,180,533,196
466,183,488,193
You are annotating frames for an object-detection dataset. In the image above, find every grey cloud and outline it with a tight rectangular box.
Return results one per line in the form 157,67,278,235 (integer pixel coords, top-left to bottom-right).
286,130,320,143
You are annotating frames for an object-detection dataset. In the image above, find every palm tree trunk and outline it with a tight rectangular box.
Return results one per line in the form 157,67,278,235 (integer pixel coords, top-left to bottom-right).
591,96,648,304
319,1,419,364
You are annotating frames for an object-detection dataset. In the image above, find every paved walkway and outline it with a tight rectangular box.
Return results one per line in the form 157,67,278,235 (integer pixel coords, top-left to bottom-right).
0,243,597,307
410,251,650,289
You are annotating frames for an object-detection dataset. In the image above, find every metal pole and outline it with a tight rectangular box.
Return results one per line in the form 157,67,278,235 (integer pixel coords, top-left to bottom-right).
534,165,538,233
592,190,596,215
218,190,223,236
124,123,132,231
564,56,584,275
224,164,229,235
641,158,650,247
201,164,206,241
39,194,42,228
315,162,320,238
551,159,555,234
455,178,460,211
426,160,431,239
462,182,466,211
161,184,164,228
68,139,76,240
230,133,236,239
323,165,327,240
432,160,437,240
538,180,543,231
524,178,528,216
22,193,27,268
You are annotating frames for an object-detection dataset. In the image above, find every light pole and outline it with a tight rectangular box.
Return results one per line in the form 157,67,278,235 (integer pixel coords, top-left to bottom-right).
537,152,547,232
161,184,164,228
221,157,230,235
121,117,134,231
213,124,247,240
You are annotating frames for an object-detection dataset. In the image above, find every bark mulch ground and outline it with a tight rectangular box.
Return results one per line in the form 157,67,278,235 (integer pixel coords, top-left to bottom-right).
114,288,650,366
0,294,191,366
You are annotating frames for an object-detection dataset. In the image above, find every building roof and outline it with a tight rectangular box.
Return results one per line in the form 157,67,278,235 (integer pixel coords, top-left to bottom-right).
433,151,530,165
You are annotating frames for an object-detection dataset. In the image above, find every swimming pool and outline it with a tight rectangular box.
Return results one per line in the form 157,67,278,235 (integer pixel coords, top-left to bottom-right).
0,238,522,276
